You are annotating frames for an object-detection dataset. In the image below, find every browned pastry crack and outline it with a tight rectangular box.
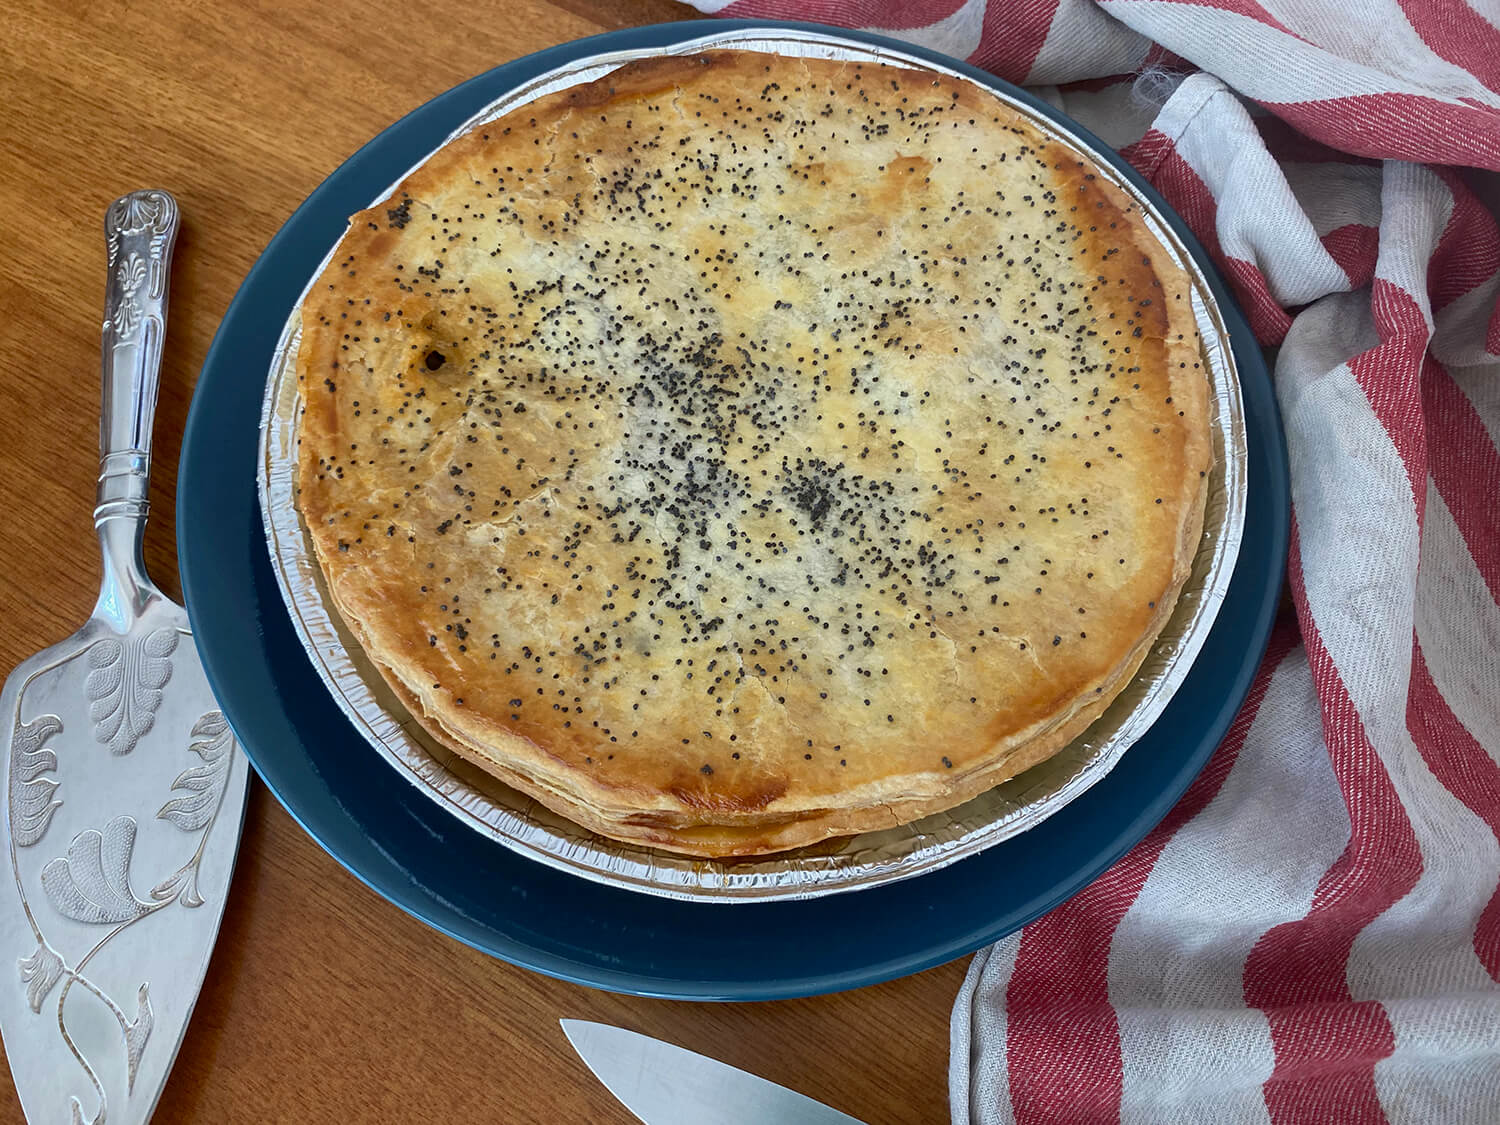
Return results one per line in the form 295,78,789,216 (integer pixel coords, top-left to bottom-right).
295,51,1212,857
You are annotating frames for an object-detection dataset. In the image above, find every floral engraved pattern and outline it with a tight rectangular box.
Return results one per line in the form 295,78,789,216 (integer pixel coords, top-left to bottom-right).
41,816,151,925
110,253,150,340
104,191,174,277
18,942,64,1013
121,984,153,1092
8,696,239,1123
147,863,201,910
157,712,233,833
85,629,176,755
152,710,237,909
10,713,63,847
112,192,172,237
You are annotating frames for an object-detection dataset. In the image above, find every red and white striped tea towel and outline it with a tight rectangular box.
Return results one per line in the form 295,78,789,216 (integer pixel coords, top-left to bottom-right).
686,1,1500,1119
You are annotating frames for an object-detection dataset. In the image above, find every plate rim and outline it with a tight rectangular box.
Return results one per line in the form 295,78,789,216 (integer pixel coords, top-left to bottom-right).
178,17,1289,1001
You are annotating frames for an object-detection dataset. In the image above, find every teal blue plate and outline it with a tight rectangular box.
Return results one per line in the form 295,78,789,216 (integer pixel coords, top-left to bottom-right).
178,20,1288,1000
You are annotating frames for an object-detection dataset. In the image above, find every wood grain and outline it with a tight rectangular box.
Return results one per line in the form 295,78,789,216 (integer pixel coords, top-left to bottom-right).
0,2,968,1122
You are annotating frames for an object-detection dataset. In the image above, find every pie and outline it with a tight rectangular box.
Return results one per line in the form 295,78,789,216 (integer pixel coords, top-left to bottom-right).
294,50,1212,857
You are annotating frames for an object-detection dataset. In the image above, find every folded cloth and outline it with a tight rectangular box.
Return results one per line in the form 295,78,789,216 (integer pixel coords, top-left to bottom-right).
686,2,1500,1120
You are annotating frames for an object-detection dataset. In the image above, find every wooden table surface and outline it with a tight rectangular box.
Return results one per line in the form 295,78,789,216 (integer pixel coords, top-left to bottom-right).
0,2,968,1121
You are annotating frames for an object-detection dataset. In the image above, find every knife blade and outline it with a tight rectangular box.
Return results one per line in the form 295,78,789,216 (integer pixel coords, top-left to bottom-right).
561,1020,868,1125
0,190,250,1123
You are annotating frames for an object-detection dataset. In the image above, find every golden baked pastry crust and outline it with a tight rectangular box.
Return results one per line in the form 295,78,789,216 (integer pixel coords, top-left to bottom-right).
295,51,1211,857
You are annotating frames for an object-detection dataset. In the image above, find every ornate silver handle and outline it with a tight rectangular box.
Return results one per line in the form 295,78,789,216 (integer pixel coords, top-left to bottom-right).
93,190,179,627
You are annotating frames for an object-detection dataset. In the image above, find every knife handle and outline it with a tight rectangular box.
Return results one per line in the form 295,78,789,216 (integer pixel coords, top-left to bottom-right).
94,191,179,622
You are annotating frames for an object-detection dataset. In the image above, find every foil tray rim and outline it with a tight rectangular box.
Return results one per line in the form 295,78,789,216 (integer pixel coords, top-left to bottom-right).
256,26,1249,903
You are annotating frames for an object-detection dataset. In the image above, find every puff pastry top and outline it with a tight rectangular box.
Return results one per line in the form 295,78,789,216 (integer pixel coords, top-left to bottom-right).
296,51,1211,856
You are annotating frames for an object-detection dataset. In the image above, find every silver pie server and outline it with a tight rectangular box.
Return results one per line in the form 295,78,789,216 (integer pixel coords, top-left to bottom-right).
0,190,250,1123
